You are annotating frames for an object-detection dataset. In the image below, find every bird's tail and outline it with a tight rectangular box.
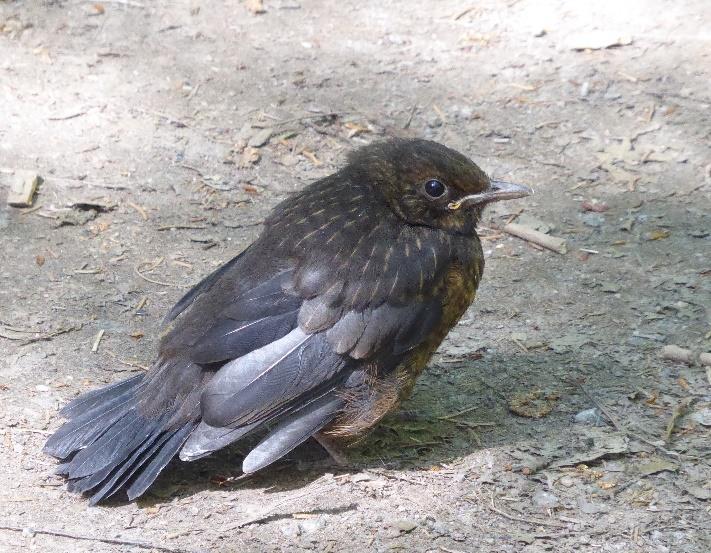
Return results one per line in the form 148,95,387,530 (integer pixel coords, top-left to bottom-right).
44,361,202,505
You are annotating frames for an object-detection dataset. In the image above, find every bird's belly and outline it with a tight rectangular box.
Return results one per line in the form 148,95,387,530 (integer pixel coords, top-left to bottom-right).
396,263,480,399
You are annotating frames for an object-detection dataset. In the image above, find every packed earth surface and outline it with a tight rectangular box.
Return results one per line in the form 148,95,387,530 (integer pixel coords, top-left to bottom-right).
1,1,709,552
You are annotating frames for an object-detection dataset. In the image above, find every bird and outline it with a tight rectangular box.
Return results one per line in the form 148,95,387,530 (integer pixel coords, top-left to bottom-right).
44,138,532,504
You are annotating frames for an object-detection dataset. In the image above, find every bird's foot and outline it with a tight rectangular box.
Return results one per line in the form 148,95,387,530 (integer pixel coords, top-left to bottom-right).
312,432,350,466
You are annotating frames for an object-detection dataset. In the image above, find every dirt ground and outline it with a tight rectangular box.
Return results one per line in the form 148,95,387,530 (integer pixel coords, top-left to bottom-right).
1,0,709,552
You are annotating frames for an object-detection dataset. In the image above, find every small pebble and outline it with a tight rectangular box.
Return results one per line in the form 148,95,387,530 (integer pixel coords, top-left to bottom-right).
532,489,559,509
394,519,418,533
573,407,606,426
581,212,605,228
558,475,575,488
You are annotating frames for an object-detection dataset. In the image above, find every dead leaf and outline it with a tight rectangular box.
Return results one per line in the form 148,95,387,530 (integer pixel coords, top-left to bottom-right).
645,229,671,241
581,200,609,213
301,149,322,166
239,147,261,168
508,389,559,419
245,0,266,14
344,122,371,138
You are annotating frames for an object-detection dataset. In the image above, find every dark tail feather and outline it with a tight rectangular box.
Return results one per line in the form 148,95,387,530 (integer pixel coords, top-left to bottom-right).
43,383,141,459
59,374,143,419
125,423,195,501
44,374,197,504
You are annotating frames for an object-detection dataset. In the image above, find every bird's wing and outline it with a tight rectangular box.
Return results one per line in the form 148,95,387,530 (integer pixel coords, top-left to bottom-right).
189,223,457,428
162,245,252,325
161,215,474,468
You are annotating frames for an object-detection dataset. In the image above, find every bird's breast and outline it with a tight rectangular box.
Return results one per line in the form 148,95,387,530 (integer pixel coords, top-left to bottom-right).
395,236,483,399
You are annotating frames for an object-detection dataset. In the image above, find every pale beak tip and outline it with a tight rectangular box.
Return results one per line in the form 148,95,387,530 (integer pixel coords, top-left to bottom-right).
489,179,534,201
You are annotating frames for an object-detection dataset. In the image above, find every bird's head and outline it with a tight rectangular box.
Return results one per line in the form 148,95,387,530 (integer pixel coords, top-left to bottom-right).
347,138,532,234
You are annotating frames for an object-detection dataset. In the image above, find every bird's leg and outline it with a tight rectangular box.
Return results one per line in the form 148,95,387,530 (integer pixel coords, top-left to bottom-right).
313,432,350,466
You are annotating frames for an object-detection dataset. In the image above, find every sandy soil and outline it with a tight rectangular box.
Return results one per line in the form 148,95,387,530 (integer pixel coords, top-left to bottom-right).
1,1,709,552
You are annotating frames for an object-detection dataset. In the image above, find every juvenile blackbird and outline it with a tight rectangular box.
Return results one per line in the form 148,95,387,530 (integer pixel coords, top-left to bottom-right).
44,138,532,504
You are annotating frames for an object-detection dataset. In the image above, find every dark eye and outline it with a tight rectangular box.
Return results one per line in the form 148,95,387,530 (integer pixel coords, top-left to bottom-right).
424,179,446,198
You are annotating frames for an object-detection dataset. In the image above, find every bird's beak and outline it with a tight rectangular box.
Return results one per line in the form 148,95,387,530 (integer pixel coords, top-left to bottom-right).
447,179,533,210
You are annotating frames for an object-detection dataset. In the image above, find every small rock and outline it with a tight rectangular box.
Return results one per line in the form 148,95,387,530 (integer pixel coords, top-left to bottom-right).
22,527,36,538
426,115,442,128
450,531,466,542
600,282,621,293
248,127,273,148
574,407,606,426
279,522,301,538
558,475,575,488
690,407,711,427
393,519,418,533
298,518,323,534
581,212,605,228
532,489,559,509
35,384,50,392
577,498,607,514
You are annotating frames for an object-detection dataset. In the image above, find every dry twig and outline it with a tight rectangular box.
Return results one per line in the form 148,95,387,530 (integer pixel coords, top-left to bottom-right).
503,223,568,254
0,525,199,553
91,329,105,353
487,496,567,529
580,385,682,460
664,397,694,443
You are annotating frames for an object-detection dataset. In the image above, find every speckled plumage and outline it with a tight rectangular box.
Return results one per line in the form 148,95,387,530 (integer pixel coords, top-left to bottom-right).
44,138,529,504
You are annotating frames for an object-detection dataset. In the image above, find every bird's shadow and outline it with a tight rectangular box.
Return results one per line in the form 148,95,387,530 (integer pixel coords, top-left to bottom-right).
107,351,600,507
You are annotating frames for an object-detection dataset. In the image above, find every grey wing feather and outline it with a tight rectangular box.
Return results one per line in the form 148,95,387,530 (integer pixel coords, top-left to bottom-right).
242,394,345,474
201,328,349,428
179,420,260,461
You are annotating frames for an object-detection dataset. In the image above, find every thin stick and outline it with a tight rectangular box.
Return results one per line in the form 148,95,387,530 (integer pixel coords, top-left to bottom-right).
503,223,568,254
269,111,356,127
661,345,711,366
134,259,187,288
48,112,86,121
580,385,682,460
579,385,623,431
128,201,148,221
156,224,208,231
664,397,694,443
488,497,567,529
19,325,83,346
104,349,150,371
91,329,105,352
0,525,199,553
454,6,477,20
403,105,417,129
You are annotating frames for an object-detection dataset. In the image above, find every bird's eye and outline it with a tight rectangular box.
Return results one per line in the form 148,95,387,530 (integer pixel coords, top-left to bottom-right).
424,179,446,198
